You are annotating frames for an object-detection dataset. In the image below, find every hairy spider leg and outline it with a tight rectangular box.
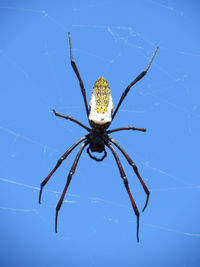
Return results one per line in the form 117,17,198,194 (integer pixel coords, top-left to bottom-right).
68,32,89,116
107,126,146,134
39,136,87,204
106,142,140,242
53,109,90,132
112,46,159,120
108,136,150,212
55,141,88,233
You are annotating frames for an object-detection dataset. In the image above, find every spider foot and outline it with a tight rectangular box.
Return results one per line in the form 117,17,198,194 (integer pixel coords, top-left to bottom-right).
142,193,150,212
52,109,57,115
55,210,58,233
38,184,44,204
136,215,140,242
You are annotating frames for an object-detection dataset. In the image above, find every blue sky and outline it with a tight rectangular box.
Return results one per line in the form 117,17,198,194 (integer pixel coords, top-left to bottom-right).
0,0,200,266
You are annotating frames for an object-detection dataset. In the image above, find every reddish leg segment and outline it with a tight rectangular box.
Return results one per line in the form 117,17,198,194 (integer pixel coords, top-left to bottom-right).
55,141,88,233
68,32,89,116
112,46,159,120
53,109,90,132
107,126,146,134
39,136,87,204
108,136,150,212
106,142,140,242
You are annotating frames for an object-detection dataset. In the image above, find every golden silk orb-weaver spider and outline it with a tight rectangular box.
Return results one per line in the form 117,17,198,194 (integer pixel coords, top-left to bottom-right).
39,32,159,242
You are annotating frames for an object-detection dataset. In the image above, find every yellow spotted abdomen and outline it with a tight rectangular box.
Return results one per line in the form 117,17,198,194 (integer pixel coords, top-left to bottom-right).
93,77,110,114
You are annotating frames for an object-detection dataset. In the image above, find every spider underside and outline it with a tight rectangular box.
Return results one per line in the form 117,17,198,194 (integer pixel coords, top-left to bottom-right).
39,32,158,242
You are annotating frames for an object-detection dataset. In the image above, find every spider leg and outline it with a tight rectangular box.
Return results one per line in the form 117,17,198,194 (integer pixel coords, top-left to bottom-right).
53,109,90,132
108,136,149,212
106,142,140,242
112,46,159,120
39,136,87,204
68,32,89,116
107,126,146,134
55,141,88,233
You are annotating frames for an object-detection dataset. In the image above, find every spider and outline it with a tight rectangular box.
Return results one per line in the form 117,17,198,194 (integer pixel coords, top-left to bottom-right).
39,32,158,242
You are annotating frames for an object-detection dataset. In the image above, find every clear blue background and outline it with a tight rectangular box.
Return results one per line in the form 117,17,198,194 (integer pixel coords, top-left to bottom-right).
0,1,200,266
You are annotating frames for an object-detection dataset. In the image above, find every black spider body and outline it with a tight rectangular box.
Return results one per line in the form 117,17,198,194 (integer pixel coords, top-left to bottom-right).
86,130,108,161
87,130,107,152
39,32,158,242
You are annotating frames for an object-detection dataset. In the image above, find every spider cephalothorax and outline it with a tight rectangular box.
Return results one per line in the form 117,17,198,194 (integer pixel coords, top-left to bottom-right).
86,130,108,161
39,32,158,242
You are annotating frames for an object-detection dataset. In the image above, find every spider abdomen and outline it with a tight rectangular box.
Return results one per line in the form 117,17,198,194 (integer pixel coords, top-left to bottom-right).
89,77,113,129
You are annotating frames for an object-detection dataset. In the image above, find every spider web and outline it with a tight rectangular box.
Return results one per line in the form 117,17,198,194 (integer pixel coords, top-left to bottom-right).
0,1,200,266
